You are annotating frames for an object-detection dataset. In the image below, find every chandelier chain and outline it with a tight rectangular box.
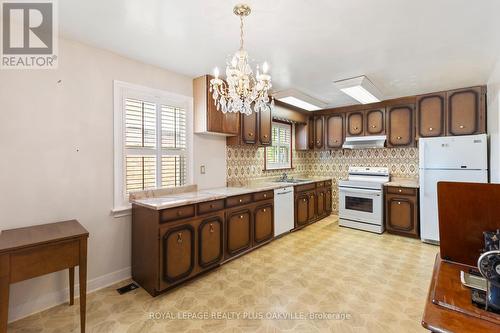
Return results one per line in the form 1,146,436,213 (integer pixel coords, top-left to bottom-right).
239,16,244,50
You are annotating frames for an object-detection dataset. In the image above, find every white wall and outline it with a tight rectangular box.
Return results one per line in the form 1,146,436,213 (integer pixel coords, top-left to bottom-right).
0,38,226,321
488,59,500,183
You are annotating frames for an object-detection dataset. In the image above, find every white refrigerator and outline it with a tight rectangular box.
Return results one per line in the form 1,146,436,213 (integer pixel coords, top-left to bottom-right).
419,134,488,244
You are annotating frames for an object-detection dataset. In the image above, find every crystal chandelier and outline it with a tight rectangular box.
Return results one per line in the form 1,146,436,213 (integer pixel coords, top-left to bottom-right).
210,4,274,115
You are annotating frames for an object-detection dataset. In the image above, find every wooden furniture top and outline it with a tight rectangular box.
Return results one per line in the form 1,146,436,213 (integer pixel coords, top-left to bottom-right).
422,255,500,332
0,220,88,253
437,182,500,267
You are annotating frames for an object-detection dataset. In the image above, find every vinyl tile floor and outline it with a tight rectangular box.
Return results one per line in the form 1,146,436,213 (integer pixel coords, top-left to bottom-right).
9,216,439,333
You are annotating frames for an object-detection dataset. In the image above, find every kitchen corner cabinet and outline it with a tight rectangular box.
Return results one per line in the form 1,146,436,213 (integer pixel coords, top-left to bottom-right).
294,180,332,229
446,86,486,136
326,114,344,148
384,186,419,238
193,75,239,136
386,104,415,147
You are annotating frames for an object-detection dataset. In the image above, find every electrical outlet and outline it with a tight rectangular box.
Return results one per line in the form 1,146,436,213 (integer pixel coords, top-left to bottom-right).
200,165,206,174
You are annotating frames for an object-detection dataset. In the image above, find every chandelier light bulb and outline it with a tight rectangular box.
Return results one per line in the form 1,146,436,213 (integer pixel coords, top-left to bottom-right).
213,67,219,79
262,62,269,74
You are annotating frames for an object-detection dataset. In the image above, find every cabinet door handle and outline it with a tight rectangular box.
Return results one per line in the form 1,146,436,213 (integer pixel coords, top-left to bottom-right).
209,223,214,233
459,125,465,129
316,140,320,144
177,232,183,244
429,127,433,131
354,127,358,130
397,136,402,140
371,125,376,128
397,202,401,205
248,132,254,137
263,134,268,138
303,199,307,202
239,215,244,219
320,193,323,196
262,208,266,212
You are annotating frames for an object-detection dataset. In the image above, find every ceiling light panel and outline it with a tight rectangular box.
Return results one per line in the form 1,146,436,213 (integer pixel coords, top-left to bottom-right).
334,76,383,104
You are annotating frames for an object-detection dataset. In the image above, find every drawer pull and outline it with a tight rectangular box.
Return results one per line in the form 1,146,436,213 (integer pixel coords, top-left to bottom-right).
210,204,215,208
263,194,267,198
398,189,402,193
239,199,243,203
397,202,401,205
303,199,306,202
177,233,183,244
459,125,465,129
177,210,182,216
209,224,214,233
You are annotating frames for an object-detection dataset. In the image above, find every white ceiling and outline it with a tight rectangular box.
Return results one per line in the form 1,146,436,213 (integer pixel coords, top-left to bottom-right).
60,0,500,107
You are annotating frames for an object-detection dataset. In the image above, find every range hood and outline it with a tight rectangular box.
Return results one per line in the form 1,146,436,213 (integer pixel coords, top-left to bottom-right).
342,135,386,149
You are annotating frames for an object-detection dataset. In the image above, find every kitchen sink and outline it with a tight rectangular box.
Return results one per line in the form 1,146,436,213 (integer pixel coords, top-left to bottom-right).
274,178,310,184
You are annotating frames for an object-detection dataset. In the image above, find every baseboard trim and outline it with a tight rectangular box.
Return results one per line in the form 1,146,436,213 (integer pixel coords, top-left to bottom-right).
8,266,131,323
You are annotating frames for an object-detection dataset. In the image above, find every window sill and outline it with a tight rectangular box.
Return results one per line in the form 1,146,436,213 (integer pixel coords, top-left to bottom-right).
263,166,294,171
111,205,132,218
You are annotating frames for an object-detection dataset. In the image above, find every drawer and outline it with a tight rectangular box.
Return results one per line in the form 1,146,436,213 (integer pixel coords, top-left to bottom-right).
253,190,273,201
160,205,195,223
197,199,225,215
316,181,325,188
295,183,316,193
226,193,253,208
325,180,332,187
386,186,417,196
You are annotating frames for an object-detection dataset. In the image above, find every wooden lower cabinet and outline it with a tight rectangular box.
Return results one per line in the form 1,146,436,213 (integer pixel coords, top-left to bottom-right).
307,190,317,222
294,181,332,229
198,216,223,269
225,207,252,258
316,187,326,217
254,203,274,244
384,186,419,238
295,193,309,227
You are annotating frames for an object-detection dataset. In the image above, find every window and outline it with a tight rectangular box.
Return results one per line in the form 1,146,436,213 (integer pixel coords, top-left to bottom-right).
265,121,292,170
113,81,193,213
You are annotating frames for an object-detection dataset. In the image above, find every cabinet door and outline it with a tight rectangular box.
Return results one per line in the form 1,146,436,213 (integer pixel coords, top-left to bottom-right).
308,191,317,222
325,188,332,214
295,194,309,227
222,112,240,136
242,113,258,144
365,109,385,135
314,116,324,149
308,117,315,149
226,208,252,256
198,216,223,269
206,78,224,133
161,224,195,284
387,104,415,147
416,93,446,138
447,86,485,136
316,188,326,217
386,195,418,237
254,204,273,244
326,114,344,149
259,107,272,145
346,111,364,136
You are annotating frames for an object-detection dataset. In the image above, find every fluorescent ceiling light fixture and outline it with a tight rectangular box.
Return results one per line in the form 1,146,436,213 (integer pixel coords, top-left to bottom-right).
333,76,383,104
273,89,327,111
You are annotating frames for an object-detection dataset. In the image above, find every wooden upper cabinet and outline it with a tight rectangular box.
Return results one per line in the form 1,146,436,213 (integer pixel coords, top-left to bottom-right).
365,109,385,135
258,107,272,145
446,86,486,136
386,104,415,147
308,117,315,149
242,112,258,144
416,92,446,138
326,114,344,149
346,111,364,136
295,123,309,151
193,75,239,136
314,116,324,149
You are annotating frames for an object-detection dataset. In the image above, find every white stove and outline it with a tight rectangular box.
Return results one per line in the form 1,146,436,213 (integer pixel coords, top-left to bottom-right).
338,167,390,234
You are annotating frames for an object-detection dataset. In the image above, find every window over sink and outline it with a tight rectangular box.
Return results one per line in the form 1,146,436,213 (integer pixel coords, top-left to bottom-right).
265,121,292,170
113,81,193,214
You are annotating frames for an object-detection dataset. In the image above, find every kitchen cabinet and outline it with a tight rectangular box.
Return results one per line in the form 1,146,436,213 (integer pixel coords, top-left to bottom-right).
416,92,446,138
227,106,273,146
225,207,252,258
316,187,326,217
386,104,415,147
295,193,309,227
295,122,309,151
259,107,272,145
253,203,273,244
193,75,239,135
307,190,317,222
314,116,325,149
308,117,315,149
294,180,332,229
326,114,344,149
198,216,223,269
365,109,385,135
446,86,486,136
384,186,419,238
242,112,258,144
346,111,364,136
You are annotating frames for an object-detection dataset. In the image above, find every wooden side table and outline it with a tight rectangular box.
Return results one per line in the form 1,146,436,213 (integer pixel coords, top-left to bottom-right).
0,220,89,333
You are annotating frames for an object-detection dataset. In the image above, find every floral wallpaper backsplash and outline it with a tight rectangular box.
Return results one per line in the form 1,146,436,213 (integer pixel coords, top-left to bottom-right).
226,145,419,213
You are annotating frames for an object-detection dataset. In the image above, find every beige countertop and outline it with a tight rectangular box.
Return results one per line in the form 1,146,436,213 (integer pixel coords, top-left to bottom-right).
131,177,332,210
384,178,419,188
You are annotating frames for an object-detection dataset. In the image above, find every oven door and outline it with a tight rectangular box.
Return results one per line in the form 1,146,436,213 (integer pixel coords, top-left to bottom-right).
339,187,382,225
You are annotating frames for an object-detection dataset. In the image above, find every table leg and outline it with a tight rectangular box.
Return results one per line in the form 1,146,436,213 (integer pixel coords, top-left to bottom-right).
69,267,75,306
0,254,10,333
79,239,87,333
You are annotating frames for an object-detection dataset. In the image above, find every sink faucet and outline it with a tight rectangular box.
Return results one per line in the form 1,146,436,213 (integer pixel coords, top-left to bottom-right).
280,173,288,182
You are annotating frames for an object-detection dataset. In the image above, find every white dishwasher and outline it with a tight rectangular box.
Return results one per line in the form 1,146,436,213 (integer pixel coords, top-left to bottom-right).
274,186,295,236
